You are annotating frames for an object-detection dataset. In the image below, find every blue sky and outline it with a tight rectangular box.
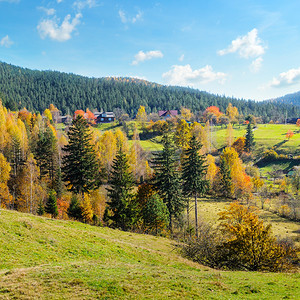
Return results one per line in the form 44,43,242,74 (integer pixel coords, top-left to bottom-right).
1,0,300,100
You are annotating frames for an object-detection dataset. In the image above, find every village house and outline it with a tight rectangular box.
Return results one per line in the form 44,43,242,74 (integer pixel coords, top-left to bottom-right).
96,112,115,123
158,110,178,120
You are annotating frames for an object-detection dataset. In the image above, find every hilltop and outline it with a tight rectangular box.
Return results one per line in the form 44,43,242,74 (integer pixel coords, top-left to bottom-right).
0,209,299,299
0,61,299,121
268,91,300,107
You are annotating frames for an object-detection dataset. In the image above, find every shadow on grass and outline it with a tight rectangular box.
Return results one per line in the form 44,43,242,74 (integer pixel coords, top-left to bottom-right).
273,140,287,149
260,210,300,226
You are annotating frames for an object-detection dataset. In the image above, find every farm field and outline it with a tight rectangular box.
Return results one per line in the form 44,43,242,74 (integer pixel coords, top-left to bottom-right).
0,209,299,299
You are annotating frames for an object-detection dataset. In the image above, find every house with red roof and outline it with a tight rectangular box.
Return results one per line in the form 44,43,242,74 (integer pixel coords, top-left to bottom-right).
158,110,178,120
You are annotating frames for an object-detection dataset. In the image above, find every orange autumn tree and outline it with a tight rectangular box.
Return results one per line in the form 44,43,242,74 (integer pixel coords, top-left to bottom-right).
204,106,223,123
232,137,246,156
219,147,252,199
286,130,294,140
296,119,300,127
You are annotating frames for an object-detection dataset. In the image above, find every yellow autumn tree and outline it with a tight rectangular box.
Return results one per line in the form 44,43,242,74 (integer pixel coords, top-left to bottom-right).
220,147,252,199
115,128,129,152
136,105,147,131
226,103,239,124
19,154,40,213
0,101,9,153
99,130,117,175
192,122,209,154
0,153,12,209
206,154,217,188
44,108,53,122
174,119,191,149
180,107,193,121
218,202,297,271
80,194,94,223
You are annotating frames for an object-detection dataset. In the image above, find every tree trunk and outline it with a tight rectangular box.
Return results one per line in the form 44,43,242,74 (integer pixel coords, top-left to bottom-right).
195,192,198,238
187,198,190,236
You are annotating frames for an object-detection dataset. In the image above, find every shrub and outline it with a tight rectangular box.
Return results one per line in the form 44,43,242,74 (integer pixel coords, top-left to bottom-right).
179,202,298,272
263,149,278,161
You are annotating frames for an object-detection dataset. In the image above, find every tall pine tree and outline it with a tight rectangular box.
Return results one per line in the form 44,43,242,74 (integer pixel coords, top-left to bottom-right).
106,148,135,230
45,190,58,218
245,122,255,152
62,116,101,198
182,135,209,237
219,155,234,198
152,134,183,233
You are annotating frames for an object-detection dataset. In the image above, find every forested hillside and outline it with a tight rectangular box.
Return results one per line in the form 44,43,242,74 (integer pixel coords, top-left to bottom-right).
269,91,300,107
0,61,299,120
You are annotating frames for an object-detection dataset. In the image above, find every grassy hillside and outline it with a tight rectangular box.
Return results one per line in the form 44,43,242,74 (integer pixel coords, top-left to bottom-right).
99,122,299,155
0,210,299,299
213,123,300,155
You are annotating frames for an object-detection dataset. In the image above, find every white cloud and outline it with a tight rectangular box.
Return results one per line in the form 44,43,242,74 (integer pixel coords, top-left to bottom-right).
37,13,82,42
179,54,184,62
250,57,263,73
38,7,56,16
162,64,227,86
73,0,97,11
218,28,266,59
269,67,300,88
119,10,143,24
57,0,63,3
132,50,163,65
119,10,127,23
0,35,13,48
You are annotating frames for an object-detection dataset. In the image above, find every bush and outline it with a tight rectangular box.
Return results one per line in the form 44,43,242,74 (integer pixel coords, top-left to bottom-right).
179,202,298,272
263,149,278,161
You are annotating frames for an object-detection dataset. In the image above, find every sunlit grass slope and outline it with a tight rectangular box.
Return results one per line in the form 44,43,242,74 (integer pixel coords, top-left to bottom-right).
0,209,299,299
214,124,300,155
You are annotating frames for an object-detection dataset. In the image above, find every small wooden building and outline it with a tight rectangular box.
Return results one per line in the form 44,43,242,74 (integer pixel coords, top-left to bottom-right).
96,112,115,123
158,110,178,120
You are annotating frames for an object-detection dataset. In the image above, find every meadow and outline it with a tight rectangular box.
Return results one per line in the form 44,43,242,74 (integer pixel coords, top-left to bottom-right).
96,122,300,155
0,209,299,299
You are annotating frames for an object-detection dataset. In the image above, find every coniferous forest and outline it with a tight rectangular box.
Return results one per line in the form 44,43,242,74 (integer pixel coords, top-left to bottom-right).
0,61,299,121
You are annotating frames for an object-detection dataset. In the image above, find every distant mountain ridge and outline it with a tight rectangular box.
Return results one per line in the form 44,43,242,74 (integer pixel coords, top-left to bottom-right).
0,61,299,121
267,91,300,107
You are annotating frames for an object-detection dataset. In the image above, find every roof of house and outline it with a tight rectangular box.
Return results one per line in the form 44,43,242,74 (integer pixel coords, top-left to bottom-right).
158,110,178,117
96,112,115,118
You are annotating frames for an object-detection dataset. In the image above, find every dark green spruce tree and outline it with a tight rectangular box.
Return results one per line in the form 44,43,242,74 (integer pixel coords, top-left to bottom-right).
182,135,209,237
45,190,58,218
106,148,135,230
37,200,45,216
219,156,233,198
67,194,82,221
34,126,58,183
62,115,101,198
152,133,184,233
245,122,255,152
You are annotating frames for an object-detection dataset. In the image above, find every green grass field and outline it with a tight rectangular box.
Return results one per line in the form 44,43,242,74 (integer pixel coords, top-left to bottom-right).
0,209,299,299
213,124,300,155
93,121,300,154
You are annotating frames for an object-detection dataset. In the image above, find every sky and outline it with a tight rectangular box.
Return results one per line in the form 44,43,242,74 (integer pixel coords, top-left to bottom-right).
1,0,300,101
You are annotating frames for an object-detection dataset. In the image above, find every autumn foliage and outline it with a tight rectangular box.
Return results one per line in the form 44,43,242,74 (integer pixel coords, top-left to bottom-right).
180,202,298,271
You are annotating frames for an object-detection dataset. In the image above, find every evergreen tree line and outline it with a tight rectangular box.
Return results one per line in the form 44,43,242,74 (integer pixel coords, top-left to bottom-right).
0,61,299,121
